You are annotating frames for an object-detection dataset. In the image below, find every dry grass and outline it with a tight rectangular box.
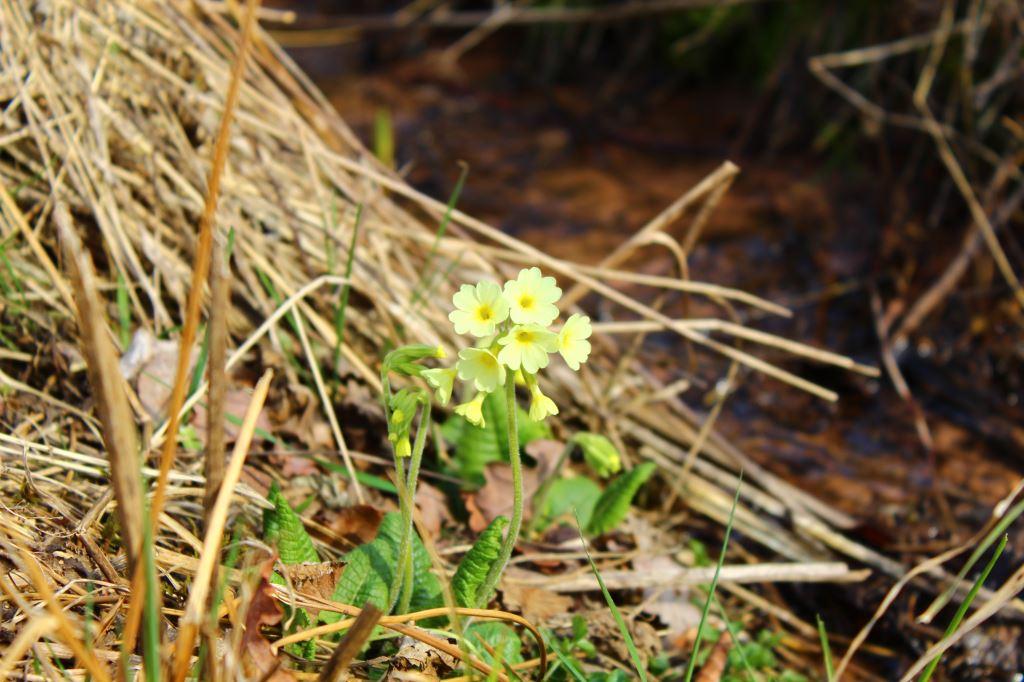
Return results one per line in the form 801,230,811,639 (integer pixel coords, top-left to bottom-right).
0,0,1020,679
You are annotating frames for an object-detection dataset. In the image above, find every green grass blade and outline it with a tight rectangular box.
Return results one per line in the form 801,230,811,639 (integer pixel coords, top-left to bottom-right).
711,595,757,680
925,499,1023,620
917,534,1008,682
313,456,397,493
117,271,131,347
684,475,742,682
817,614,835,682
543,631,588,682
142,521,161,682
411,163,468,306
374,108,394,168
575,510,648,682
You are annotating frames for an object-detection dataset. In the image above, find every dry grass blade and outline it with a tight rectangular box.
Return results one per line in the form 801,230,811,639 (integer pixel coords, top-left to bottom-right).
56,201,144,571
317,602,382,682
204,234,230,528
0,614,57,678
899,563,1024,681
125,0,260,653
147,0,259,551
8,544,112,682
171,369,274,682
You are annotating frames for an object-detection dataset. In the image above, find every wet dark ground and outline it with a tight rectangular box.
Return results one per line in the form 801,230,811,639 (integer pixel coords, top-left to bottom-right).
282,23,1024,675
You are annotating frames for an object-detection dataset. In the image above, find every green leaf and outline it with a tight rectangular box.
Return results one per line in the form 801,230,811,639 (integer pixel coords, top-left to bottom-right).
286,608,317,660
465,622,523,668
374,512,444,613
263,481,319,565
572,432,622,478
586,462,656,536
451,516,508,608
443,391,551,483
538,477,601,530
321,512,443,621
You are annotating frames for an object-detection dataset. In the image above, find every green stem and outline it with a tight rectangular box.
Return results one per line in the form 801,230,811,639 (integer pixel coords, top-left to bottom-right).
388,401,430,614
479,378,522,604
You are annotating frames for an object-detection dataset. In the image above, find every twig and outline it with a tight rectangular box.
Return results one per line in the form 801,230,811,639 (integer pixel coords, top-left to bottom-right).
316,602,382,682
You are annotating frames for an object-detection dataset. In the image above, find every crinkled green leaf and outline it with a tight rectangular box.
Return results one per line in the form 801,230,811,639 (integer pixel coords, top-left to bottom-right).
263,481,319,565
374,512,444,613
321,512,442,622
451,516,508,608
465,622,523,668
286,608,317,660
586,462,656,536
321,541,390,622
442,391,551,484
538,477,602,530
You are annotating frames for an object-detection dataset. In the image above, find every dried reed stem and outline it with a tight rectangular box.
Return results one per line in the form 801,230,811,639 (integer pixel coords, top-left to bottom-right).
56,202,144,572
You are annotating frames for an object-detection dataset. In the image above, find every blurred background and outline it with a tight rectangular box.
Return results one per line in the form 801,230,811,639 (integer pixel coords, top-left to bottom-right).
264,1,1024,673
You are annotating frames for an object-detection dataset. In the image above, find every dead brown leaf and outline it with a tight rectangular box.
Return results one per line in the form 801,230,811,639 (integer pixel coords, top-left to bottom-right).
324,505,384,545
120,329,196,419
192,386,274,441
634,556,700,639
695,631,732,682
284,561,346,603
589,611,660,672
241,557,295,682
277,453,319,477
501,584,572,624
415,482,452,537
467,439,566,532
386,635,458,680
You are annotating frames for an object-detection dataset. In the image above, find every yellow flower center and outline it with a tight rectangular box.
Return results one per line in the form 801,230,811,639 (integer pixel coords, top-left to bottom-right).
476,305,493,322
518,294,535,310
515,329,534,344
480,353,497,367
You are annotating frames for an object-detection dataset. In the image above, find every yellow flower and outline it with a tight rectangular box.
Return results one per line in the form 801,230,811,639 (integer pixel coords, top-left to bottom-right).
557,313,592,370
497,324,558,374
456,348,506,393
454,392,488,428
503,267,561,326
528,384,558,421
449,281,509,338
421,367,457,405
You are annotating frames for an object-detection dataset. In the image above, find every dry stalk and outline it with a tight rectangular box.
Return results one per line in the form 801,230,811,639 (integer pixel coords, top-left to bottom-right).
56,202,144,572
316,602,382,682
171,369,274,682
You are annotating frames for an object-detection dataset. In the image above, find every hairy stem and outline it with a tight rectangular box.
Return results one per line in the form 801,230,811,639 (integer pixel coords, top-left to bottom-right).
479,378,522,603
388,402,430,614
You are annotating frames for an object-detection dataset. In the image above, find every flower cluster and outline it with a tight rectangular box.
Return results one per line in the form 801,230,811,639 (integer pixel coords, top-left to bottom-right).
422,267,592,427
